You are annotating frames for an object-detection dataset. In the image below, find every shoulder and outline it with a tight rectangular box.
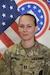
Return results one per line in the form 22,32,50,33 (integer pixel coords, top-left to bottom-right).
36,41,50,51
37,41,50,57
36,41,50,55
4,42,21,55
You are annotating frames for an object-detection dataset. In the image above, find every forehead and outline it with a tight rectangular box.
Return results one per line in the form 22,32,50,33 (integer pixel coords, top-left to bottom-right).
19,15,35,23
18,16,36,27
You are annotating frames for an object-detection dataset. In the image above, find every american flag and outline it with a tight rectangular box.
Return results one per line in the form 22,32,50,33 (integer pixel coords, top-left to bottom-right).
0,0,21,54
0,0,50,55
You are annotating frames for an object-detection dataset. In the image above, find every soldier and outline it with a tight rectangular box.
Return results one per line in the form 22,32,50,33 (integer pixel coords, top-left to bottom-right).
0,13,50,75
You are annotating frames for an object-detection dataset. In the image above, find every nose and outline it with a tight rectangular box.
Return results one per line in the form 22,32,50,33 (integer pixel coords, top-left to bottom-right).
23,27,27,32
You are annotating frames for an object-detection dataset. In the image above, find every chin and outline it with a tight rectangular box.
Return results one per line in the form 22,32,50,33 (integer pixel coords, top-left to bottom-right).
23,38,31,41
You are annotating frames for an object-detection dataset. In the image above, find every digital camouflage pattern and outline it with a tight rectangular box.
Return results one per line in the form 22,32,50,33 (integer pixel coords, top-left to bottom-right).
0,40,50,75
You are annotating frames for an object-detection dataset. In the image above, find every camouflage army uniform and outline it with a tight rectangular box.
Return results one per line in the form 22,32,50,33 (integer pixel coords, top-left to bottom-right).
0,40,50,75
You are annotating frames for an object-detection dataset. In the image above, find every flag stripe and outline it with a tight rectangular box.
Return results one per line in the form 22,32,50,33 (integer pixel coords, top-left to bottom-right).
49,27,50,30
0,33,14,47
4,26,21,44
0,40,7,54
11,22,19,35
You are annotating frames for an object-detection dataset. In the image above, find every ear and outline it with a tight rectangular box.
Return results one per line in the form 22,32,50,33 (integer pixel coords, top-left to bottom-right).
35,26,38,32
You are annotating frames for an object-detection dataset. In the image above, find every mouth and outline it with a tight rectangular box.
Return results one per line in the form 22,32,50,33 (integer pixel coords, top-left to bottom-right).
23,34,28,36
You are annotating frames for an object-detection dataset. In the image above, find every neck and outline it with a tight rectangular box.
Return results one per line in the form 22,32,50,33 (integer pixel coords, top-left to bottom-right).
22,38,35,48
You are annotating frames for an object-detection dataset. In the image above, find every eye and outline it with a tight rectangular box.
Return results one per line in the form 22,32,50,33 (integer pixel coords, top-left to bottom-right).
19,24,24,28
27,25,32,28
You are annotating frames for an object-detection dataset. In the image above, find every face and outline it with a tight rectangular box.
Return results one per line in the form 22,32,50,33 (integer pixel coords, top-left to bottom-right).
18,15,36,41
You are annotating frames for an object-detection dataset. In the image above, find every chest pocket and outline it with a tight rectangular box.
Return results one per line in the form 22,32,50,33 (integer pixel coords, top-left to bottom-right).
11,55,24,75
30,56,45,75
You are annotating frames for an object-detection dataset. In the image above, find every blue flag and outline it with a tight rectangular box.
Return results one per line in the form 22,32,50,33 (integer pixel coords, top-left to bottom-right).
0,0,20,34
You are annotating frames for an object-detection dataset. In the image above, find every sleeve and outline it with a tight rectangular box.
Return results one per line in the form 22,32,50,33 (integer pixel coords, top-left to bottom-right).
43,49,50,75
0,50,12,75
